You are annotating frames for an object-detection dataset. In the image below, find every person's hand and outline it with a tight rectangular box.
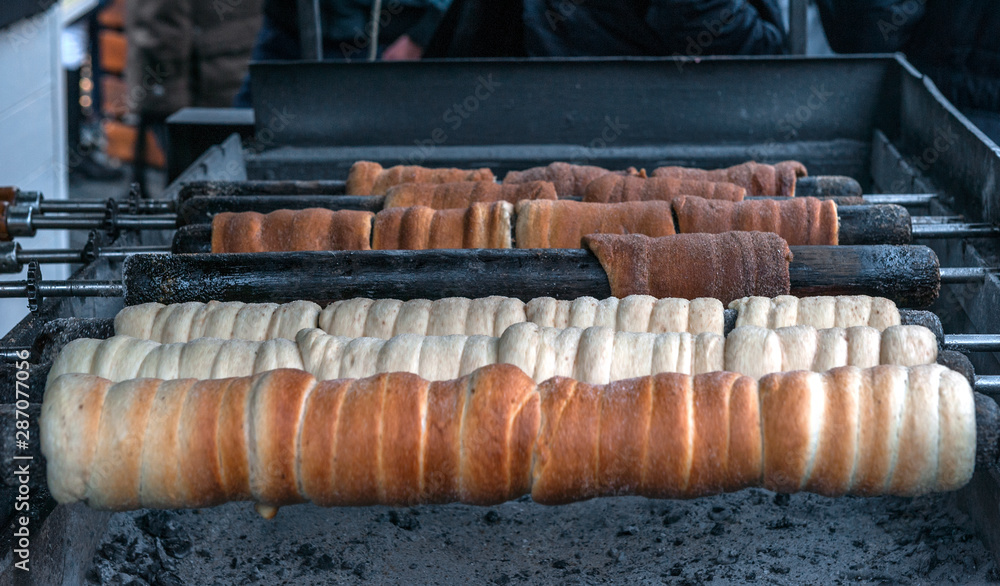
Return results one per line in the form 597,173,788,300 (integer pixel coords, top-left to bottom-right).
382,35,424,60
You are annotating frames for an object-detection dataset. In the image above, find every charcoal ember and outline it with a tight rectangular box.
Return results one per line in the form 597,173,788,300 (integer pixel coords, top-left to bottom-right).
296,543,316,557
162,536,192,559
155,573,184,586
99,540,127,562
483,510,501,525
708,506,731,522
389,509,420,531
136,511,180,540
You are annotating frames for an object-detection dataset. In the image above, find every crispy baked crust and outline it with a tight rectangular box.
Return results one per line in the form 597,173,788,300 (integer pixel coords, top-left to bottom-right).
583,232,793,303
503,162,639,197
211,208,373,253
514,200,675,249
43,363,975,512
583,174,746,204
372,203,513,249
347,161,495,196
384,181,557,209
673,196,838,245
653,161,808,197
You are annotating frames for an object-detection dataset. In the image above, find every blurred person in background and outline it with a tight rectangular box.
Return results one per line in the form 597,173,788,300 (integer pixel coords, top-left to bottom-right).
126,0,262,182
64,0,124,181
234,0,451,107
816,1,1000,142
521,0,788,57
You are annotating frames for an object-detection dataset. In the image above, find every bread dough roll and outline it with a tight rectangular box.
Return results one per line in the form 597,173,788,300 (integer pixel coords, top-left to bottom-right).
116,301,322,343
52,319,939,391
383,180,557,209
725,327,783,380
727,324,936,379
730,295,901,330
41,362,975,512
372,202,513,249
880,325,938,367
760,364,974,497
502,162,638,197
211,208,374,253
653,161,808,197
40,374,113,503
584,232,792,303
346,161,495,196
525,296,724,336
514,200,675,249
582,174,746,203
119,295,726,344
672,196,838,245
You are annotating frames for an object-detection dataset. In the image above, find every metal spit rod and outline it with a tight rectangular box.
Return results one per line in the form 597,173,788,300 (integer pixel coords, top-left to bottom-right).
29,215,177,231
945,335,1000,353
15,245,170,264
0,280,123,297
0,266,990,299
38,200,174,214
940,267,993,284
863,194,936,205
976,377,1000,396
913,223,1000,238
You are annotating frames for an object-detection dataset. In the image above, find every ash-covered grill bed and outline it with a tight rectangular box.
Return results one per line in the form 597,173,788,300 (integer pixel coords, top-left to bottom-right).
4,55,1000,584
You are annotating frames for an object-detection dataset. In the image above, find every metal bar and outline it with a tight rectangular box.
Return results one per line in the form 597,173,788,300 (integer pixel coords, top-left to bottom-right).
16,245,171,265
98,246,171,261
297,0,323,60
38,201,109,213
863,194,936,205
30,215,105,229
30,215,177,231
39,200,175,214
940,267,990,284
368,0,382,61
945,335,1000,353
913,223,1000,238
0,347,31,362
114,216,177,230
179,180,347,199
911,216,963,224
16,250,85,264
0,280,123,298
788,0,808,55
976,376,1000,396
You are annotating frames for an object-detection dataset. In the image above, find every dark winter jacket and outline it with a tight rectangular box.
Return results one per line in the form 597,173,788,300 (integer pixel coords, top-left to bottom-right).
126,0,263,116
817,0,1000,113
522,0,788,57
263,0,450,52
